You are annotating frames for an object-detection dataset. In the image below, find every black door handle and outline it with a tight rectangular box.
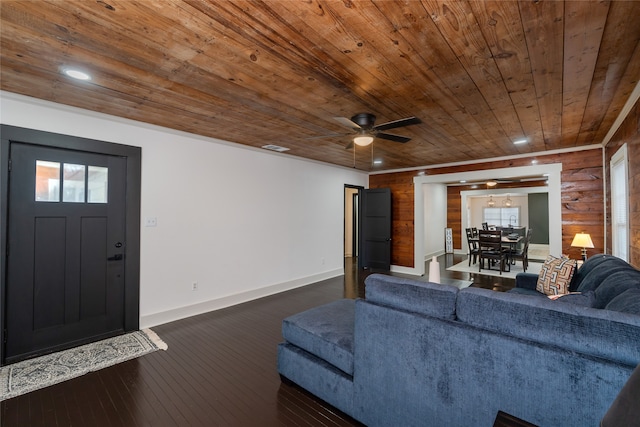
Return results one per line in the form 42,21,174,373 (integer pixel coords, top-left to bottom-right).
108,254,123,261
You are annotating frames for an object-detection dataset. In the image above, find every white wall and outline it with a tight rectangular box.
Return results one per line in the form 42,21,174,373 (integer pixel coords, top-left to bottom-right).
1,92,368,327
423,184,447,259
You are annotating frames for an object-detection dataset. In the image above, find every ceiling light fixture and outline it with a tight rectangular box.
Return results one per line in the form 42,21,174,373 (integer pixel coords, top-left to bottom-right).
503,194,513,207
513,138,528,145
62,68,91,81
486,180,497,187
373,159,382,165
487,195,496,207
353,134,374,146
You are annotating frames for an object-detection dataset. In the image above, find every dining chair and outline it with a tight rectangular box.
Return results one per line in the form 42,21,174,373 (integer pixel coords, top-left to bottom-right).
465,228,479,266
510,228,532,271
478,229,509,274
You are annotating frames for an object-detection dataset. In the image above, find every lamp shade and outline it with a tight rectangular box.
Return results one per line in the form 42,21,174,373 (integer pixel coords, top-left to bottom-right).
353,135,374,146
571,233,594,249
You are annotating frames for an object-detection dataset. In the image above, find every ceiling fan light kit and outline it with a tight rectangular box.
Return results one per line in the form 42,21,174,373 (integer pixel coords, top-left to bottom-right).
354,135,374,146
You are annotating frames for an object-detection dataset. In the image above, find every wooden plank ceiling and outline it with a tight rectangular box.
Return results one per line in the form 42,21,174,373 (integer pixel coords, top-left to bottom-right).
1,0,639,171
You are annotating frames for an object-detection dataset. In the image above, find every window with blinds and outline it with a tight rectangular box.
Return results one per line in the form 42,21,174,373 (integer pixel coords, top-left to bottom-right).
610,144,629,262
483,207,520,227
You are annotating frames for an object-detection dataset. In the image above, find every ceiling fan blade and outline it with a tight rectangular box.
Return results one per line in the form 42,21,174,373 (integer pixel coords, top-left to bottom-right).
373,116,421,131
345,141,354,150
376,132,411,143
333,116,362,130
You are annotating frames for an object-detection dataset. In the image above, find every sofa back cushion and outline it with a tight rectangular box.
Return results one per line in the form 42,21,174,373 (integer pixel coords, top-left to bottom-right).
605,288,640,315
574,255,636,293
456,287,640,366
593,271,640,308
364,274,458,320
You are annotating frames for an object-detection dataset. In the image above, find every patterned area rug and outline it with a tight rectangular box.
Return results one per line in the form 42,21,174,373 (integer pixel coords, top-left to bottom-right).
447,258,543,280
0,329,167,401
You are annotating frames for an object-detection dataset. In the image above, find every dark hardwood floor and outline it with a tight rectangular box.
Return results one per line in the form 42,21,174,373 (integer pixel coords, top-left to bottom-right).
1,254,513,427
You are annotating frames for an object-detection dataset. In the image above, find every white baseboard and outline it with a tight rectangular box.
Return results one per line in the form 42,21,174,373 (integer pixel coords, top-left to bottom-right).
390,264,424,276
140,268,343,328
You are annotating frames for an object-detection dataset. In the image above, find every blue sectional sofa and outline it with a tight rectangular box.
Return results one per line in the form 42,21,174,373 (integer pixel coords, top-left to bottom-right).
277,257,640,426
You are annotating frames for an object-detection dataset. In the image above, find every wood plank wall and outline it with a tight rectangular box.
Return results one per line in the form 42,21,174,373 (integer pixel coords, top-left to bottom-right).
370,149,604,268
605,98,640,269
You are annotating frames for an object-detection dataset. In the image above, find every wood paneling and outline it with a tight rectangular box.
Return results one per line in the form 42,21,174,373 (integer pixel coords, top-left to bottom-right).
605,99,640,269
1,1,639,171
371,149,604,268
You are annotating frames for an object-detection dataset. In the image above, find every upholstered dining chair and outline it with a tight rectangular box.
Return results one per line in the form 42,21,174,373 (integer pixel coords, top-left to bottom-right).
478,229,509,274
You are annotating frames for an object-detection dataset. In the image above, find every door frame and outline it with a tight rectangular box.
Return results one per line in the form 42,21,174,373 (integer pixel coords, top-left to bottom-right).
0,125,142,365
344,184,363,260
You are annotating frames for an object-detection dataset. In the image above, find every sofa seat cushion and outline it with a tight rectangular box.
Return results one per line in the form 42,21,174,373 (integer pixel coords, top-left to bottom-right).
281,299,355,375
365,274,458,320
508,287,545,297
555,291,596,307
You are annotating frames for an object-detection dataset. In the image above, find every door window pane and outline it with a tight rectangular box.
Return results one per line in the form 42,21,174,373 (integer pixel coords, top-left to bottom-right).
63,163,86,203
88,166,108,203
35,160,60,202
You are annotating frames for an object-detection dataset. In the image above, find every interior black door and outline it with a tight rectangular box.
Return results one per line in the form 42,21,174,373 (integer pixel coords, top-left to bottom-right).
359,188,392,270
5,142,127,362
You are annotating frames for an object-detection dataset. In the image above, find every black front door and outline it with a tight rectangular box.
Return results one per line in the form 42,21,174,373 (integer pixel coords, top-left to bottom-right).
359,188,392,270
5,142,127,362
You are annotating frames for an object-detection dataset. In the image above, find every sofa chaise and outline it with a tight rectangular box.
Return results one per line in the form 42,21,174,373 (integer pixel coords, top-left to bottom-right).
277,255,640,426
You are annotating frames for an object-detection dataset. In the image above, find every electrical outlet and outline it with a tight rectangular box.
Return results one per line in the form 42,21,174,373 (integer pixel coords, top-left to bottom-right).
192,282,198,291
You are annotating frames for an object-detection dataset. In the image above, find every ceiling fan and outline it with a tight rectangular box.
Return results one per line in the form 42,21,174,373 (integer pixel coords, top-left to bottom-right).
310,113,421,149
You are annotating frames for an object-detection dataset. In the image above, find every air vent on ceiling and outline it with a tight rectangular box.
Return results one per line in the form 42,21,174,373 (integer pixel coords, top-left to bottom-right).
261,144,290,153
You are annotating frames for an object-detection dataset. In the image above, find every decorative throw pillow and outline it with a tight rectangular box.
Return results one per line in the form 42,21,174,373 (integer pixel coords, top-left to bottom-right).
536,255,577,296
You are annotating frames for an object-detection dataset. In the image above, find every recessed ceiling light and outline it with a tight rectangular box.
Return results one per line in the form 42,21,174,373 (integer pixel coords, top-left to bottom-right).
460,180,467,183
513,138,528,145
63,68,91,81
373,159,382,165
531,159,538,164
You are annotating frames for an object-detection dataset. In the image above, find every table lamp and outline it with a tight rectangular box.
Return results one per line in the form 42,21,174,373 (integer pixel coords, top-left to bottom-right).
571,232,594,262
